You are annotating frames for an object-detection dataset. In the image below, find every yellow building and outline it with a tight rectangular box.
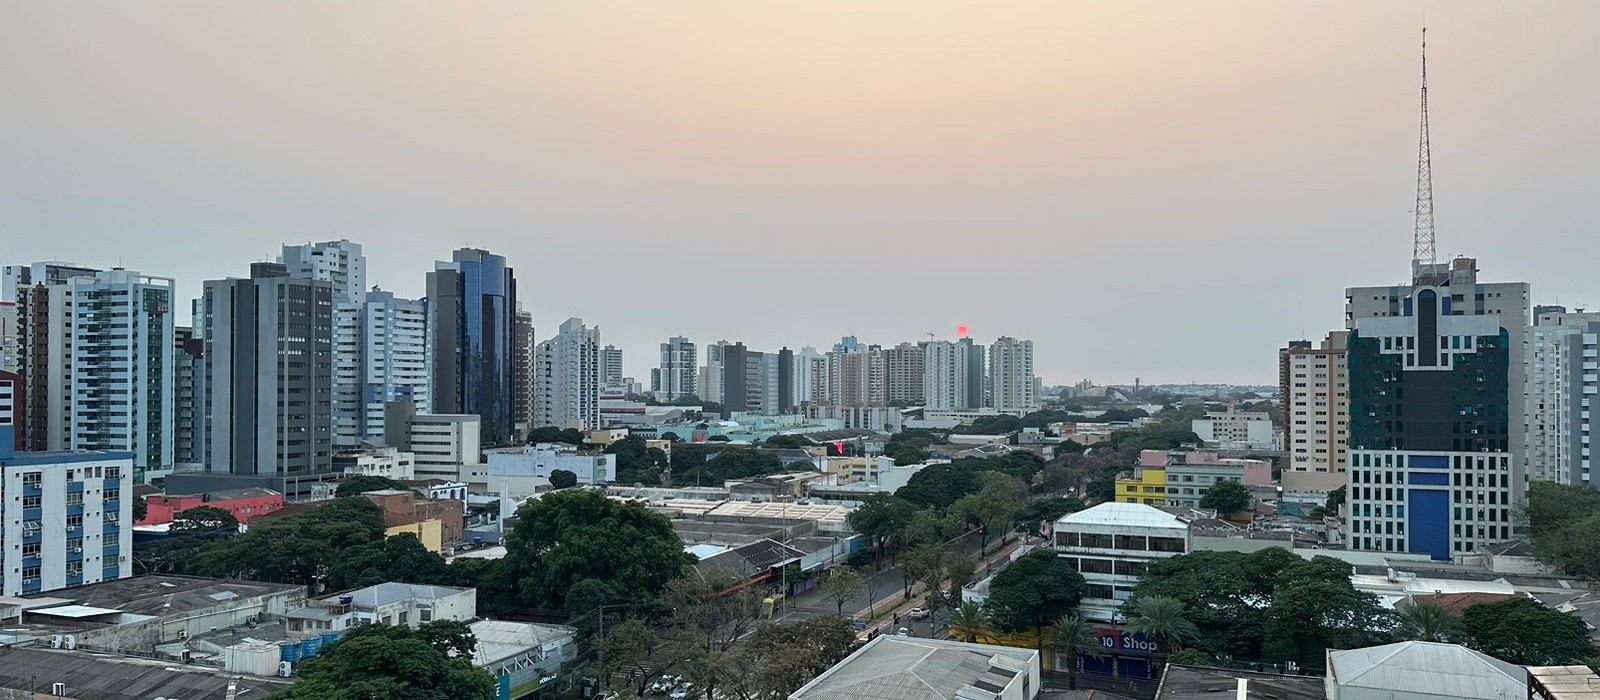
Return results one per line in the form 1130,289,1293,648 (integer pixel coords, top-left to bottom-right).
1115,467,1166,505
385,519,444,552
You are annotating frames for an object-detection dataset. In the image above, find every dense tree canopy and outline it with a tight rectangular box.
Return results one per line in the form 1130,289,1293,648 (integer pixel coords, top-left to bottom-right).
1526,481,1600,580
896,453,1041,511
170,506,240,536
983,550,1087,635
526,426,586,446
190,498,389,585
548,469,578,489
324,532,450,591
274,621,495,700
1456,597,1596,666
1199,480,1252,514
846,494,920,551
762,434,816,449
335,475,409,498
714,617,857,700
494,489,694,611
605,434,671,485
1128,548,1392,670
680,447,783,485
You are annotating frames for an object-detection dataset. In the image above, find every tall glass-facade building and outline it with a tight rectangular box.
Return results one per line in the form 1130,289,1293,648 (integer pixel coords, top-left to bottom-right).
428,249,518,447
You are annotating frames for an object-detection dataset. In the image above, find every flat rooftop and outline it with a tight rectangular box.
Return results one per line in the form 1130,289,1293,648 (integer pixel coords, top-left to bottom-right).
24,575,303,618
0,646,291,700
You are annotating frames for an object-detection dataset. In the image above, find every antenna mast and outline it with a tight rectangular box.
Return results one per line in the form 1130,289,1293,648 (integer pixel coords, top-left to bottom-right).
1412,27,1436,284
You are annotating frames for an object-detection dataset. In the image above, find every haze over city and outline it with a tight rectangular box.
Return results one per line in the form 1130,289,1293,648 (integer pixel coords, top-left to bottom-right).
4,2,1597,384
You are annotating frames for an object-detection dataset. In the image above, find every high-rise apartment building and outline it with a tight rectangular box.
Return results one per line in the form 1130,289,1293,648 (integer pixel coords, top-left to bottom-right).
534,318,600,430
5,262,100,453
885,342,925,406
988,337,1037,414
173,327,205,468
427,249,518,446
654,336,698,401
0,429,134,596
1524,306,1600,486
513,309,535,436
701,341,729,405
1280,331,1349,496
195,263,337,499
332,289,430,446
280,239,366,304
923,340,972,410
602,345,624,389
65,269,175,481
831,345,885,409
1344,257,1528,560
792,346,826,408
718,344,794,416
0,300,17,373
961,337,987,410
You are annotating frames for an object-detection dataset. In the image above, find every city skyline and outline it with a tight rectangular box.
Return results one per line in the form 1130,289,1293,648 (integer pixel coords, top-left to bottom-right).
4,3,1598,385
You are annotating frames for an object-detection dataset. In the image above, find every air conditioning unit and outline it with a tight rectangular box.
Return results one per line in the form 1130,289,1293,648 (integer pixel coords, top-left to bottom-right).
177,630,187,639
72,547,82,553
64,635,76,650
279,661,294,678
50,635,62,649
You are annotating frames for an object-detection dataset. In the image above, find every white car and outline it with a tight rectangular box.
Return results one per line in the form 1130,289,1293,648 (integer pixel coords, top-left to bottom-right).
669,683,694,700
896,627,911,637
908,607,930,620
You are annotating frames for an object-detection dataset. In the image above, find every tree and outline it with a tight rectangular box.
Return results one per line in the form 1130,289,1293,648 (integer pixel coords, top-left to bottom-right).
707,435,731,442
498,489,694,611
948,601,994,644
892,445,930,466
335,475,408,498
1456,597,1595,666
188,498,387,585
847,494,919,555
169,506,239,536
1323,486,1346,513
660,431,682,442
1199,480,1252,514
1394,600,1456,642
1054,615,1105,690
1015,497,1083,535
715,618,856,700
600,617,658,694
1525,481,1600,579
133,495,148,522
275,622,495,700
1124,595,1199,654
1262,557,1393,671
821,568,864,616
983,550,1087,666
324,532,450,591
762,434,815,449
549,469,578,489
527,426,586,446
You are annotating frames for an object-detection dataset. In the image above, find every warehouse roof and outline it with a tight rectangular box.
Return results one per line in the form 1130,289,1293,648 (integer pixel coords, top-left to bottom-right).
1327,641,1525,699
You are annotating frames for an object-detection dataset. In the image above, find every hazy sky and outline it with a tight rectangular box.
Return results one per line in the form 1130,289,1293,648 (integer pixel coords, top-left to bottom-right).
4,2,1597,385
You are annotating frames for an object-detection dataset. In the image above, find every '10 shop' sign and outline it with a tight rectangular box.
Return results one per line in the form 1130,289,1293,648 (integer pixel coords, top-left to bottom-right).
1095,628,1158,655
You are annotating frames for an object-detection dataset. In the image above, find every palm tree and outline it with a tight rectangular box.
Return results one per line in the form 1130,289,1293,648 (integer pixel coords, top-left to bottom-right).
1395,600,1455,642
1125,596,1199,656
948,601,994,644
1054,614,1105,690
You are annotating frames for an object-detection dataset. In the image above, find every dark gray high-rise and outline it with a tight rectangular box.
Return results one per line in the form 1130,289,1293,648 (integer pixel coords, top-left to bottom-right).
428,248,518,447
193,263,336,499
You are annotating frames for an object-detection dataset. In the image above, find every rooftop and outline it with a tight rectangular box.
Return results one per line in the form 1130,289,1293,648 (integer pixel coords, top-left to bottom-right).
1327,641,1525,699
1529,666,1600,700
1056,502,1186,529
0,647,291,700
470,620,574,667
325,581,470,607
791,636,1036,700
14,575,302,620
1154,665,1323,700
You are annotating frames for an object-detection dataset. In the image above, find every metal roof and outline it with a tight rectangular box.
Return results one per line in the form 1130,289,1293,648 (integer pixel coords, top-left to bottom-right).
1328,641,1525,699
1056,502,1186,529
790,636,1035,700
1529,665,1600,700
1154,666,1322,700
0,646,291,699
29,605,124,619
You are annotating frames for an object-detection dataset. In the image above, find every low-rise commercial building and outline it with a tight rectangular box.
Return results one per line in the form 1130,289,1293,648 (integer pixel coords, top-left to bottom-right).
487,444,617,506
286,582,476,634
471,620,576,700
334,445,416,480
1115,467,1167,506
1325,641,1525,700
1051,503,1191,622
360,488,465,551
136,487,283,526
791,636,1038,700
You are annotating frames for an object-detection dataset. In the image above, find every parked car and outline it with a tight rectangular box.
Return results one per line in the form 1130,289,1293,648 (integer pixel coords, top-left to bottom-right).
669,684,695,700
908,607,930,620
849,618,867,631
896,627,911,637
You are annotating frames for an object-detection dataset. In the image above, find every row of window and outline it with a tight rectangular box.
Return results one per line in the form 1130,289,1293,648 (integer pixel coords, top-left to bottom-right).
1054,532,1186,553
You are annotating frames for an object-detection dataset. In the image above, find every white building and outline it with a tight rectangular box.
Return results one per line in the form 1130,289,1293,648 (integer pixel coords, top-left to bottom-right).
1050,502,1190,622
279,239,366,304
286,582,475,634
793,346,827,408
922,340,972,411
335,446,417,481
1524,306,1600,486
1281,331,1350,497
988,337,1037,414
408,414,482,483
65,269,176,481
0,443,134,596
701,341,730,405
333,289,430,447
602,344,624,389
653,336,699,401
534,318,600,430
1191,406,1276,450
487,443,616,490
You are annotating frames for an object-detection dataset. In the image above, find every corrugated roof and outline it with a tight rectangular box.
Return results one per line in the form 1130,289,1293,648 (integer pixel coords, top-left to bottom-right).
1056,502,1185,529
791,636,1035,700
1328,641,1525,699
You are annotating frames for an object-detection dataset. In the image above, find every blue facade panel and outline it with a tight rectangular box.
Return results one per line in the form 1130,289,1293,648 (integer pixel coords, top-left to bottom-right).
1409,471,1449,486
1408,489,1450,560
1410,455,1449,469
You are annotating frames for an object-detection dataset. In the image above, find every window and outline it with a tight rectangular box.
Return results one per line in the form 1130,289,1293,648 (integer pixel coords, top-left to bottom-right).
419,608,433,622
1114,560,1146,576
1084,584,1115,600
1078,557,1114,574
1079,533,1114,549
1149,537,1186,553
22,543,40,557
22,472,41,487
1114,535,1147,550
21,495,40,509
1054,532,1080,547
66,515,84,529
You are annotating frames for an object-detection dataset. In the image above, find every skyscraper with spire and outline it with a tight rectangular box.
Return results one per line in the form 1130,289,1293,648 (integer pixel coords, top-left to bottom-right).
1341,31,1530,560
